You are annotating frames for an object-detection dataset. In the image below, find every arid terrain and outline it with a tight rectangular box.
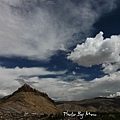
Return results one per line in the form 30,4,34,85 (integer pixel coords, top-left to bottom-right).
56,96,120,112
0,84,120,119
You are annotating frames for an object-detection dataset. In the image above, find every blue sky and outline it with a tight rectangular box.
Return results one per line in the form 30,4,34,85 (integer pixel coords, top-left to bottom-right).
0,0,120,101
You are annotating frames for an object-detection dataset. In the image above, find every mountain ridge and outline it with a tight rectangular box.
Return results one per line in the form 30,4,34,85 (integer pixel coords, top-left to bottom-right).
0,84,120,116
0,84,59,115
56,96,120,112
3,84,55,103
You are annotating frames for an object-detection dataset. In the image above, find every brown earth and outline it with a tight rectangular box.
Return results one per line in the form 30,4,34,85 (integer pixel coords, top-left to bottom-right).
0,84,120,116
56,97,120,112
0,84,60,115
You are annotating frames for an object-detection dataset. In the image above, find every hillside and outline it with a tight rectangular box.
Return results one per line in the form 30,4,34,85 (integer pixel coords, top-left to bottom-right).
0,84,60,115
56,97,120,113
0,84,120,119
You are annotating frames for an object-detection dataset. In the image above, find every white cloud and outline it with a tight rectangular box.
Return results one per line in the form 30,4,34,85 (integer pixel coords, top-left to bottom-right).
0,67,62,79
102,62,120,74
107,92,120,98
0,0,118,60
0,66,120,101
68,32,120,68
0,0,119,101
32,71,120,101
83,71,120,98
72,71,76,75
33,78,89,101
0,66,66,96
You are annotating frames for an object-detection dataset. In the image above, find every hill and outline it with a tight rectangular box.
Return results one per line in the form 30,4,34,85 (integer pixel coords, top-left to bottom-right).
0,84,60,116
0,84,120,119
56,96,120,113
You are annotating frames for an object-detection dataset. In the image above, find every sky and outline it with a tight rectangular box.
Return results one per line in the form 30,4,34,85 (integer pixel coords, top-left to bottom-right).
0,0,120,101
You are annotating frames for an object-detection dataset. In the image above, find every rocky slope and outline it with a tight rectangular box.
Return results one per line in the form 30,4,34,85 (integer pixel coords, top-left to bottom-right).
0,84,120,117
0,84,60,115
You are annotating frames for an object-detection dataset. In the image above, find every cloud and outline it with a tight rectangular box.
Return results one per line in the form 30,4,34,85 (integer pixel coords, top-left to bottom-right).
0,66,66,96
102,62,120,74
31,71,120,101
107,91,120,98
0,0,119,101
0,65,120,101
32,78,89,101
84,72,120,99
0,0,118,60
68,32,120,68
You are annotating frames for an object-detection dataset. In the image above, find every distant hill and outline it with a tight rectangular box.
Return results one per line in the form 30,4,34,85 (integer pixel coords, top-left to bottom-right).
0,84,60,115
56,96,120,113
0,84,120,119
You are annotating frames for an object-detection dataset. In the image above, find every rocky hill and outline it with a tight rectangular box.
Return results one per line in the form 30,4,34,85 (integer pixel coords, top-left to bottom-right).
0,84,60,116
0,84,120,119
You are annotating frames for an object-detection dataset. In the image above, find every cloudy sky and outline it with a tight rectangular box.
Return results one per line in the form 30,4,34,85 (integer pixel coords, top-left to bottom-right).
0,0,120,101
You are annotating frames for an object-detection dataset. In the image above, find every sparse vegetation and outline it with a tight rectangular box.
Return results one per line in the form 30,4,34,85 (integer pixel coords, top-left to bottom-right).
0,112,120,120
0,84,120,120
